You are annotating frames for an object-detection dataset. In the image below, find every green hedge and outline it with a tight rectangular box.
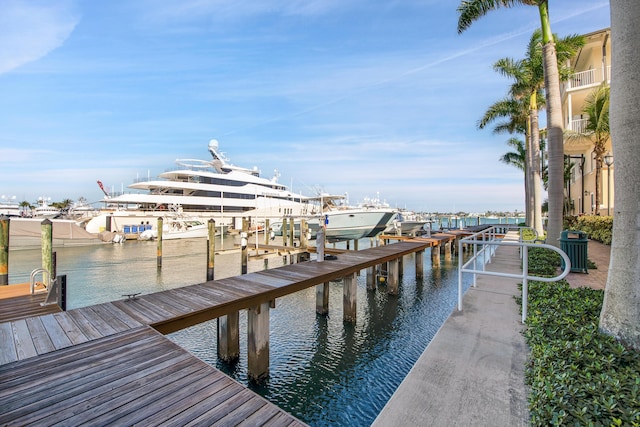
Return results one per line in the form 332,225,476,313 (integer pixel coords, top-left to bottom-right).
522,247,640,426
564,215,613,245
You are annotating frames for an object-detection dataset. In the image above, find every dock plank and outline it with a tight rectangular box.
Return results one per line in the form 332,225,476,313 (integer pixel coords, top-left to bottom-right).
24,316,55,355
39,313,73,350
10,319,38,361
52,312,89,345
0,322,16,364
64,308,104,341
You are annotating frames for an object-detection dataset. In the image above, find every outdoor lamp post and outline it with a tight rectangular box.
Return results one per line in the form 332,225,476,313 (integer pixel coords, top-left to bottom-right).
604,152,613,216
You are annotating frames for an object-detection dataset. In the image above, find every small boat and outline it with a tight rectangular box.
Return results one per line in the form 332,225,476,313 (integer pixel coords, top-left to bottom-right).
385,211,430,237
138,217,209,241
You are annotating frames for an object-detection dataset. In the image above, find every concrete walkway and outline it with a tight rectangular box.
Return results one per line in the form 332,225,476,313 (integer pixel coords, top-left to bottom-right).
373,234,611,426
372,232,528,426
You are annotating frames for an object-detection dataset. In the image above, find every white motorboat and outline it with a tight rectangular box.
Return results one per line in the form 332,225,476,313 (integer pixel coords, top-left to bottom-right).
385,211,431,237
33,197,61,219
306,194,397,243
66,198,99,221
85,140,313,234
138,217,209,241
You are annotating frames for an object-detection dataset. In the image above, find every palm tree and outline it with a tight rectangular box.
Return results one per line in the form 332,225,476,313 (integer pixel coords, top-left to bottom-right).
564,82,610,215
458,0,565,247
499,138,526,171
599,0,640,350
19,201,32,217
479,30,582,236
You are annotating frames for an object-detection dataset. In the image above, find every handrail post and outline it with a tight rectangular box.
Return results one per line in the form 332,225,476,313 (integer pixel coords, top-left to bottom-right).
521,245,529,323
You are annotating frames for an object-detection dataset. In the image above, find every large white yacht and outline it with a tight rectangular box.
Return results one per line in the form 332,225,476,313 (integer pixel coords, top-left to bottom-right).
85,140,397,242
85,140,313,234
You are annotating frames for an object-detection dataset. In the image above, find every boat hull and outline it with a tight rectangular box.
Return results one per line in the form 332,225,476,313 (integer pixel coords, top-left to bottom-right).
309,210,396,243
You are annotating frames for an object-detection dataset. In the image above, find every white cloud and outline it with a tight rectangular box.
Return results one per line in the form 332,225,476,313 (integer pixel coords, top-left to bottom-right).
0,0,79,74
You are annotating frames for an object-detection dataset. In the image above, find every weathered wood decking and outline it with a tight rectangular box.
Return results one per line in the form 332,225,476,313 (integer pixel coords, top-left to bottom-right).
0,241,429,426
0,283,61,323
0,326,306,426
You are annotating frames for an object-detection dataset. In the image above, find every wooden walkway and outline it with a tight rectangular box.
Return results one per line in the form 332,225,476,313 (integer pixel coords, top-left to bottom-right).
0,326,306,426
0,283,62,323
0,241,428,425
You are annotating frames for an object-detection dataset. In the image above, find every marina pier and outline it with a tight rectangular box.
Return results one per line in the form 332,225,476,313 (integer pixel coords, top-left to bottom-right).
0,240,430,425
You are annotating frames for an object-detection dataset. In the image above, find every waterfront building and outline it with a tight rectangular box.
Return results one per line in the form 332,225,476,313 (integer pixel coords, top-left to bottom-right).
562,28,613,216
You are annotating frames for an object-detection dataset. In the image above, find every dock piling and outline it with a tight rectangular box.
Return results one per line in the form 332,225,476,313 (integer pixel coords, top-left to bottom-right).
343,272,358,322
157,217,163,268
248,301,271,382
207,219,215,281
41,219,53,288
0,216,8,285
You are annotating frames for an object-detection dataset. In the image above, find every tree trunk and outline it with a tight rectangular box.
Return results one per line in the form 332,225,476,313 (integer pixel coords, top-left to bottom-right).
543,41,564,247
594,157,603,215
599,0,640,351
530,107,544,236
525,118,533,227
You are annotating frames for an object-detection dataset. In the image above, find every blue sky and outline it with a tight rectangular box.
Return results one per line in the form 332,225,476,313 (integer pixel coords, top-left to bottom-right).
0,0,611,213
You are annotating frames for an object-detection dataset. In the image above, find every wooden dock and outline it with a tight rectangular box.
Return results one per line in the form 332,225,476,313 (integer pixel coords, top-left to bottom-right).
0,241,429,425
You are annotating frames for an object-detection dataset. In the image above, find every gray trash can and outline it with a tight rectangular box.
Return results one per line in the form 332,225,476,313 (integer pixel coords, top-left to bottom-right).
559,230,588,273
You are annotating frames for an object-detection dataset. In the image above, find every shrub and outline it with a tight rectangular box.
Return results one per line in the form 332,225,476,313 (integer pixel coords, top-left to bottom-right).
522,249,640,426
564,215,613,245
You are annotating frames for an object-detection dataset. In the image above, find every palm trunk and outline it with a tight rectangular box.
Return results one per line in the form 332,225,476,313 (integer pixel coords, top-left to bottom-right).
525,116,533,227
599,0,640,350
530,107,544,236
542,43,563,246
538,2,563,246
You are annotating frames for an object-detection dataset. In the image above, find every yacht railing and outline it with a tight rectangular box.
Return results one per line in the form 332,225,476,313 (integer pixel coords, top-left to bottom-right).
457,226,571,323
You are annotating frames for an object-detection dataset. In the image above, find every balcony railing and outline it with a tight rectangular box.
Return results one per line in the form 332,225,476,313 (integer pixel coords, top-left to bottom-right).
567,66,610,90
570,118,589,133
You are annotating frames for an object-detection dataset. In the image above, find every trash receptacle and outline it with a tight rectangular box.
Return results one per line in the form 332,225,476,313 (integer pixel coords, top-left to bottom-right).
559,230,588,273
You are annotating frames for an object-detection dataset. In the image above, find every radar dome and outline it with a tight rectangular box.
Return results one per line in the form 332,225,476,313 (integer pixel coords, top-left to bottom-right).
208,139,219,150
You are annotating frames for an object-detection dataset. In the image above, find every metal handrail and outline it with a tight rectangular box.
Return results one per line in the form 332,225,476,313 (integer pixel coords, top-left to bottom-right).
458,226,571,323
30,268,50,294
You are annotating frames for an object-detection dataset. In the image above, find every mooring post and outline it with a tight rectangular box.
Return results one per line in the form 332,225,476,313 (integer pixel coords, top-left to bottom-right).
41,219,53,288
264,219,270,245
366,266,376,290
217,313,240,362
444,240,452,262
282,216,287,247
218,216,241,363
431,243,441,266
316,282,330,315
343,272,358,322
207,219,215,281
298,219,308,262
248,300,272,382
0,216,9,285
315,227,329,315
387,258,399,295
416,249,424,279
241,217,248,275
157,217,163,268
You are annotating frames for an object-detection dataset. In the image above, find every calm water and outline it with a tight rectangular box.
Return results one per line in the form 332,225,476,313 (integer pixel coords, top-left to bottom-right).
8,235,473,426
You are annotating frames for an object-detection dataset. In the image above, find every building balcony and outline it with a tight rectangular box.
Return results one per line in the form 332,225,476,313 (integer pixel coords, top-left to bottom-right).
564,66,611,92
